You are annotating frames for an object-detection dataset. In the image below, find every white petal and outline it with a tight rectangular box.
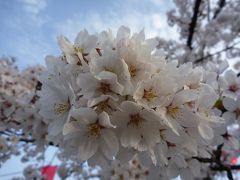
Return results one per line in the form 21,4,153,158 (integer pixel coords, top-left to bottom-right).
180,168,194,180
63,122,79,135
66,54,78,64
117,26,130,40
121,101,141,114
223,97,237,111
172,89,198,106
97,71,124,94
74,29,88,44
156,108,181,136
71,108,97,124
84,35,98,52
176,108,198,127
141,122,160,148
162,129,183,144
88,151,110,168
78,136,99,161
111,110,129,128
182,135,198,156
198,84,218,109
228,137,239,150
58,35,73,51
100,129,119,159
222,111,236,125
224,70,237,84
87,95,117,107
167,164,179,179
115,146,136,164
121,127,140,148
188,159,200,176
48,115,67,136
155,144,168,165
99,112,115,128
198,122,214,140
174,155,187,168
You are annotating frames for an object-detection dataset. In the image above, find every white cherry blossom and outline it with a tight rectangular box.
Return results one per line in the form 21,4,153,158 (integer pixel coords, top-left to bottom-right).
63,108,118,161
223,96,240,125
112,101,161,151
134,73,177,108
219,70,240,99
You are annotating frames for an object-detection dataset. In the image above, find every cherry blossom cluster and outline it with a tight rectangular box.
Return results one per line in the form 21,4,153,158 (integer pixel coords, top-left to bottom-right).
159,0,240,64
0,57,47,167
1,0,240,179
36,26,231,179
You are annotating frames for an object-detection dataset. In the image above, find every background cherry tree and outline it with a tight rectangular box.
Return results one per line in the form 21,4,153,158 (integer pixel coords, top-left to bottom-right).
1,0,240,179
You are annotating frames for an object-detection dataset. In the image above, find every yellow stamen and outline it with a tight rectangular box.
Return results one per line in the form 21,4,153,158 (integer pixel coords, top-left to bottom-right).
54,103,70,115
189,83,200,89
74,46,84,53
128,65,138,77
94,99,110,113
97,82,111,94
143,89,157,102
104,66,115,73
167,106,179,118
128,113,144,127
234,108,240,119
87,123,101,138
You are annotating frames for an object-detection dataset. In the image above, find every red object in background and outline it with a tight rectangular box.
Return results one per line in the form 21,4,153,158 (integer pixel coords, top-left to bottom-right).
230,157,238,165
41,165,57,180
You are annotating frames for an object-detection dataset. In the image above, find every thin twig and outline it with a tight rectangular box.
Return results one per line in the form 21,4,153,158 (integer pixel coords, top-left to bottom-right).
193,144,234,180
195,41,240,63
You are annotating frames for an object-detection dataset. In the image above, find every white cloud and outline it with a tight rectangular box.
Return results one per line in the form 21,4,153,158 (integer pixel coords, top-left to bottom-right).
54,9,179,41
19,0,47,15
12,36,54,68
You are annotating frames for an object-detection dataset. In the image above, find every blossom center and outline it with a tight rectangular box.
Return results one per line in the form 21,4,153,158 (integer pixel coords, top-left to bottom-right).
104,66,115,73
167,106,180,118
97,82,111,94
94,99,112,113
97,101,109,112
54,103,70,115
143,88,157,102
128,65,138,77
229,84,239,92
87,123,101,138
128,113,144,127
74,46,84,54
189,83,200,89
234,108,240,119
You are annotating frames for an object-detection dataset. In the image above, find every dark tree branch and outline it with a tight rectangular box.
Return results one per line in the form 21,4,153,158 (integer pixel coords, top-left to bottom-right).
207,0,210,21
195,40,240,63
193,156,213,163
193,144,235,180
19,137,35,143
211,165,233,180
0,131,35,143
187,0,202,49
0,131,55,146
84,174,101,179
213,0,226,19
230,165,240,170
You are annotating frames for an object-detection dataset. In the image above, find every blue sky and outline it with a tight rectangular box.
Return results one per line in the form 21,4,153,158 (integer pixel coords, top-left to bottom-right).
0,0,176,69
